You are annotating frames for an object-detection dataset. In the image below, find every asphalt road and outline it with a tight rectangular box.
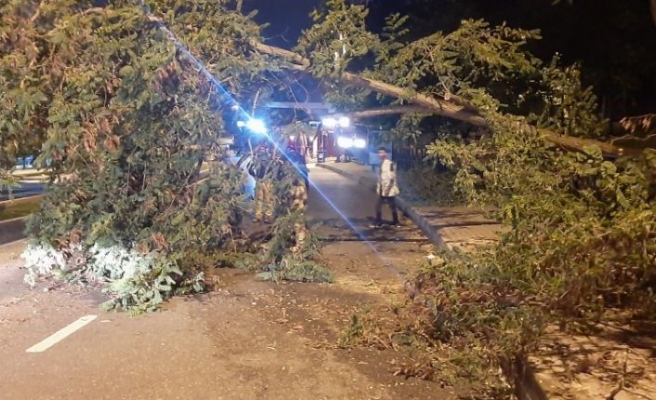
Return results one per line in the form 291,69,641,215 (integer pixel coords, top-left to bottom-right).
0,167,432,400
0,182,46,201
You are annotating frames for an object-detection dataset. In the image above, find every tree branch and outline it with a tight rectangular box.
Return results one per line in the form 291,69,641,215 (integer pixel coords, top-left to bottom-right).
326,105,433,119
618,113,656,135
250,41,309,71
340,71,488,125
250,41,636,158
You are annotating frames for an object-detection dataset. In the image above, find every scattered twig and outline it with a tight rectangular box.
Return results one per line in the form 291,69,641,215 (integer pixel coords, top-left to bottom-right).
606,348,629,400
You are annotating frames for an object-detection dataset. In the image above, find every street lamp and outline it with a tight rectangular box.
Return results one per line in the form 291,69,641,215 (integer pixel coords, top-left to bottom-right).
338,117,350,128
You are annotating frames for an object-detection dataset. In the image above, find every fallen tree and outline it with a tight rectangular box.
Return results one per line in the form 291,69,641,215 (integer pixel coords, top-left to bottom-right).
1,0,328,313
325,106,656,149
248,40,639,158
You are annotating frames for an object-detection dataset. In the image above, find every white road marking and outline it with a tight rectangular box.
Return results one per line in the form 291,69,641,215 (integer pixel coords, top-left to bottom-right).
26,315,97,353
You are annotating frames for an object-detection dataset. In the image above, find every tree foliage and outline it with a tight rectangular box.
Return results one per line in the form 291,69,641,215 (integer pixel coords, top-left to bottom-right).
1,0,325,313
279,0,656,395
369,0,656,119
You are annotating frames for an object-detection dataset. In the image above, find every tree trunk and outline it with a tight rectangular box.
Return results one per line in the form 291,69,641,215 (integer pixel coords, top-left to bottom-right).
340,71,487,125
250,41,637,158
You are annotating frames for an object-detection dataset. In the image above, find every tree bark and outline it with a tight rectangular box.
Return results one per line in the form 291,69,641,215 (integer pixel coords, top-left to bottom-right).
250,41,637,158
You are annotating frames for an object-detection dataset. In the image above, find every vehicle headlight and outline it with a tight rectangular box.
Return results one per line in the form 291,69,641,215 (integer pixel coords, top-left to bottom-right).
338,117,350,128
322,117,337,128
337,137,353,148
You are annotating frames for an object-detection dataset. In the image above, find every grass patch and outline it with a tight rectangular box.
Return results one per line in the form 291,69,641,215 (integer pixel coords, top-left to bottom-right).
0,199,41,221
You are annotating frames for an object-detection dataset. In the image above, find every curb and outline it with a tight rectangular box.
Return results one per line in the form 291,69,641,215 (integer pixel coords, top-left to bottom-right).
0,194,46,207
317,163,447,249
317,162,548,400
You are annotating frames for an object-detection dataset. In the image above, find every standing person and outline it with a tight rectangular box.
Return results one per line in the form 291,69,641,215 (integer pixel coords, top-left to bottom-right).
248,145,274,223
371,146,400,228
289,169,309,257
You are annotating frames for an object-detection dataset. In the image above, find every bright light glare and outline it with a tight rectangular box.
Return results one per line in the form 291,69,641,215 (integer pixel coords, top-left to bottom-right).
322,116,350,129
353,138,366,148
337,136,353,148
236,121,246,128
322,117,337,128
338,117,350,127
246,119,266,134
289,135,295,141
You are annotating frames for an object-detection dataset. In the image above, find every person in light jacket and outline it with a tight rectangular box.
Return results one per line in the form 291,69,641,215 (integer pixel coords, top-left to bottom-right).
371,146,400,228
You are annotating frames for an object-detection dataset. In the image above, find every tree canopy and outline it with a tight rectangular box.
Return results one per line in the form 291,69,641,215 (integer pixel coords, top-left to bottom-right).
366,0,656,119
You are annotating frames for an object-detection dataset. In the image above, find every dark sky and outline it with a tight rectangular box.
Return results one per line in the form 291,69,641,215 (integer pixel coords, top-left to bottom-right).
244,0,322,48
243,0,656,115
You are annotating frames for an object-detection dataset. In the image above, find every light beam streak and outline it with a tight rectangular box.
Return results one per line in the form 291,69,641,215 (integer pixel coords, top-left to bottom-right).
134,0,409,280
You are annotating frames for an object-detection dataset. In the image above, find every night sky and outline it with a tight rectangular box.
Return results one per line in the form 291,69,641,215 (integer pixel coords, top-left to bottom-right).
243,0,655,115
244,0,322,48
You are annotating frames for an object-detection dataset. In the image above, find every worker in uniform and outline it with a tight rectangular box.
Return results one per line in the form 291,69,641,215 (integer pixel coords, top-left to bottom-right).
284,147,309,256
248,144,275,223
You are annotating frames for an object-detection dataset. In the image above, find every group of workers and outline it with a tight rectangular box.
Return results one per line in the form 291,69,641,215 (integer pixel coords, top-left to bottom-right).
247,140,309,254
247,138,401,238
247,142,307,222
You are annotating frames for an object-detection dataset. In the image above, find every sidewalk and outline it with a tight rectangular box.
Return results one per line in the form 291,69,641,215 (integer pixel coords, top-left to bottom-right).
317,162,506,251
10,168,49,183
